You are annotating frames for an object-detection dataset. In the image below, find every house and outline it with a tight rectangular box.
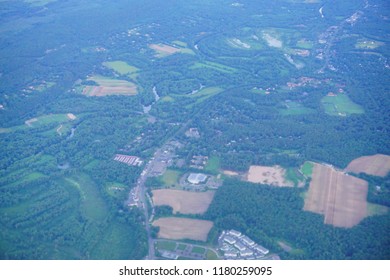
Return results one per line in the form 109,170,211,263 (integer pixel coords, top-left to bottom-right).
223,236,236,245
241,236,255,247
234,242,246,251
254,245,269,255
228,230,242,237
240,249,254,257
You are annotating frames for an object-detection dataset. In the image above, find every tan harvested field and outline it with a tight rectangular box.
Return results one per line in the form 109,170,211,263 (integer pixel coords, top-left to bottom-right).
345,154,390,177
247,165,293,187
304,163,368,228
82,76,137,96
223,170,239,176
149,44,180,57
153,217,213,241
152,189,215,214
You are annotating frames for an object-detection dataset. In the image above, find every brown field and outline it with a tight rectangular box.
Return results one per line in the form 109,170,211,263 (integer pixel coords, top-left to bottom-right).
82,76,137,96
153,217,213,241
152,189,214,214
304,163,368,228
345,154,390,177
247,165,293,187
223,170,239,176
149,44,180,57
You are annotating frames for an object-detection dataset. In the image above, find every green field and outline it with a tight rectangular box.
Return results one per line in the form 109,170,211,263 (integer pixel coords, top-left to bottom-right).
206,249,220,260
103,61,139,75
367,203,388,216
191,246,206,254
64,174,108,221
205,156,220,174
155,240,176,251
190,61,236,73
301,161,314,177
321,94,364,116
285,168,305,187
279,101,315,115
296,39,314,49
182,87,224,108
106,182,127,198
161,169,181,187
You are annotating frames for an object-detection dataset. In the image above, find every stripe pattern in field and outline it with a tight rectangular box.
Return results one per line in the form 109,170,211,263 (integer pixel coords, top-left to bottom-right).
152,217,213,241
82,76,137,96
345,154,390,177
304,163,368,228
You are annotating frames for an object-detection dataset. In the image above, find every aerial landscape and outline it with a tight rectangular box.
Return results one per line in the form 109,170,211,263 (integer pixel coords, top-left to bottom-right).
0,0,389,260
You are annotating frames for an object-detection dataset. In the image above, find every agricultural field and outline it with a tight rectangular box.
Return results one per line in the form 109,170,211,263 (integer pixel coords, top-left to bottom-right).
246,165,294,187
103,61,139,76
82,75,137,96
152,189,215,214
153,217,213,241
149,43,194,57
345,154,390,177
321,94,364,116
304,163,369,228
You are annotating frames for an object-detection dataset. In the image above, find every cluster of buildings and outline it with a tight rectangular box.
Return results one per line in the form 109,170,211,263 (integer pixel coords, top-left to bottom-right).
219,230,269,260
190,155,208,170
114,154,143,166
185,127,200,138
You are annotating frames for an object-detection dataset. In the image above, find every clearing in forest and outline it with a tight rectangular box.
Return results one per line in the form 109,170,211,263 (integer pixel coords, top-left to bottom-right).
247,165,294,187
345,154,390,177
304,163,368,228
82,75,137,96
103,61,139,75
153,217,213,241
152,189,215,214
321,94,364,116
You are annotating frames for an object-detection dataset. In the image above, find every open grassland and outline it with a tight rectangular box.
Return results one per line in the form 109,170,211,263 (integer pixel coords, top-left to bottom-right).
355,39,384,49
153,217,213,241
301,161,314,177
304,163,369,228
161,169,181,188
204,156,220,173
1,113,76,133
345,154,390,177
247,165,294,187
279,101,315,115
181,87,224,108
82,75,137,96
321,94,364,116
103,61,139,75
152,189,215,214
64,174,108,221
190,61,236,73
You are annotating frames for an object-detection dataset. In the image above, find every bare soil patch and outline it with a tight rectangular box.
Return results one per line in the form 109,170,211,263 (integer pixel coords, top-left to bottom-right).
223,170,239,176
149,44,180,57
247,165,293,187
345,154,390,177
152,189,215,214
304,163,368,228
153,217,213,241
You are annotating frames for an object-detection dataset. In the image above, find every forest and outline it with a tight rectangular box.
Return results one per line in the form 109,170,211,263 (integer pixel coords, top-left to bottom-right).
0,0,389,259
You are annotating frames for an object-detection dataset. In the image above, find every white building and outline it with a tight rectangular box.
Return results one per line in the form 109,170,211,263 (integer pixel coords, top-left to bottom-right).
187,173,208,184
228,230,242,237
223,236,236,245
240,249,254,257
241,236,255,247
234,242,246,251
254,245,269,255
